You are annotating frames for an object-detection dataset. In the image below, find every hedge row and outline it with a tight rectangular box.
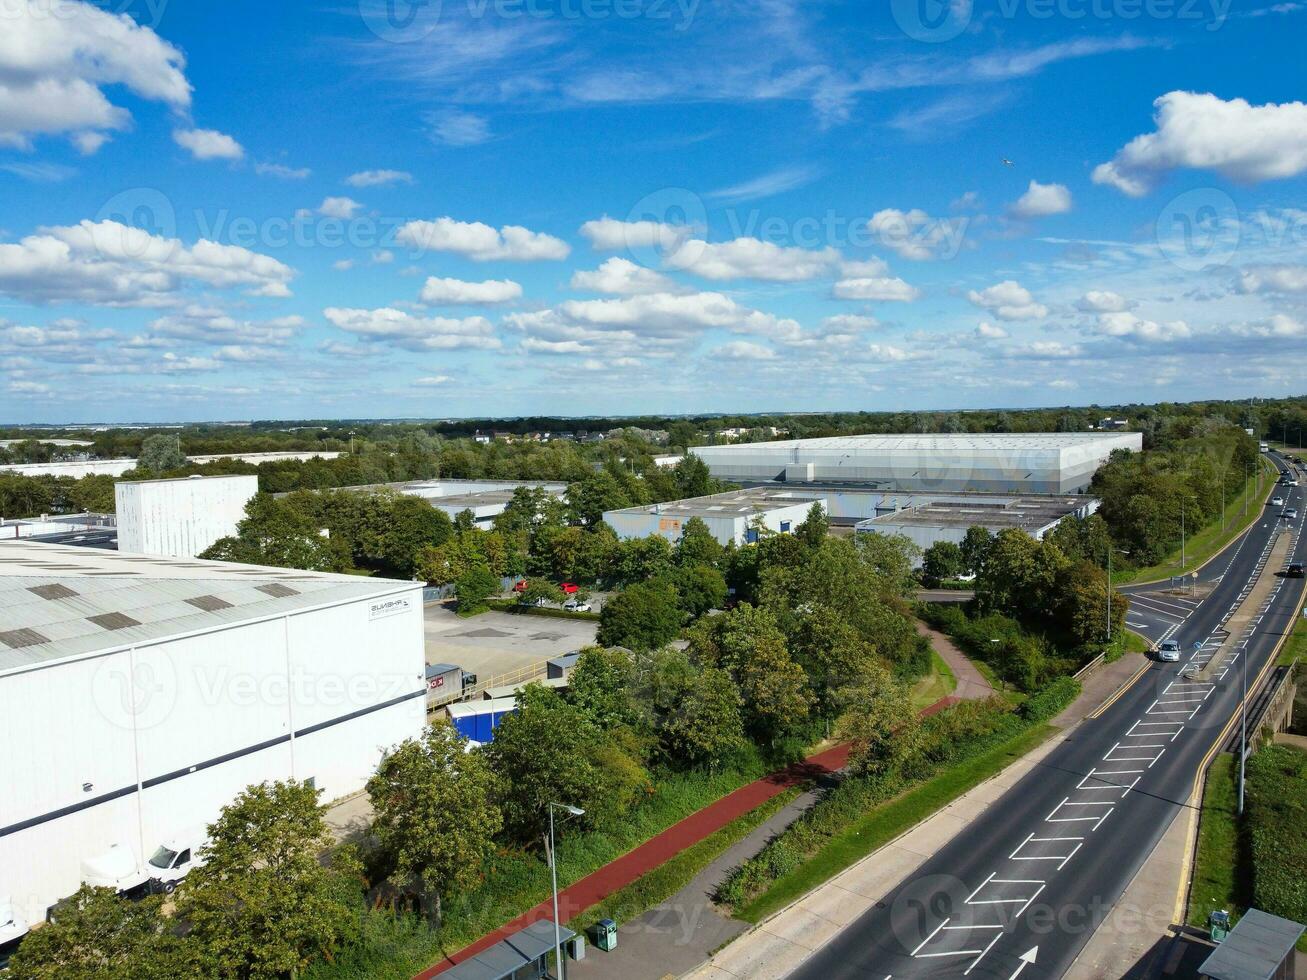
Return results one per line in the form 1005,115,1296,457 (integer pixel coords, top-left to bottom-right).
1246,744,1307,924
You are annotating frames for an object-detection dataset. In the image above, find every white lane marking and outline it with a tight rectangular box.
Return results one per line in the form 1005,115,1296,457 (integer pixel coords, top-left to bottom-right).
911,918,950,956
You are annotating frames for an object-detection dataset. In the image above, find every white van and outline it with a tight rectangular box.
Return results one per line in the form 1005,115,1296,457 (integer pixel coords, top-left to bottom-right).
146,835,205,894
0,896,29,946
81,844,148,894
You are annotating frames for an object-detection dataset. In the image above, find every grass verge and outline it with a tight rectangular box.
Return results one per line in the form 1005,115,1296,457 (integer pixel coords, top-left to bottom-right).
736,722,1059,924
1187,753,1244,933
910,649,958,710
1277,612,1307,667
568,788,802,938
1118,458,1275,586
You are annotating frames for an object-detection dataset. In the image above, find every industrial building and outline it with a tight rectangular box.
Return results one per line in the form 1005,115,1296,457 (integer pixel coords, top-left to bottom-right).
604,489,824,546
689,432,1141,494
115,474,259,558
0,450,341,480
0,540,425,926
400,479,566,526
854,493,1100,556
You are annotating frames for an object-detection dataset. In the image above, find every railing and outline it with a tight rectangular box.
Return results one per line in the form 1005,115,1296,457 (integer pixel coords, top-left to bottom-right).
1074,652,1107,681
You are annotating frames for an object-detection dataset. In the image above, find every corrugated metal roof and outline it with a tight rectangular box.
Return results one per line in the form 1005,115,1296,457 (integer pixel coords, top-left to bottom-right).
0,540,417,674
1199,909,1305,980
442,920,574,980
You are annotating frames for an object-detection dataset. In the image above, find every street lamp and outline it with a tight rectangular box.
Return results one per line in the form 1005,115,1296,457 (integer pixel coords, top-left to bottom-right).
549,803,584,980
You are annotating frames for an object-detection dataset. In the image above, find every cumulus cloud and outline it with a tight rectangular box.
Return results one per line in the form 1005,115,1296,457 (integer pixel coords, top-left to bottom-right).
1009,180,1072,219
579,217,696,253
1093,91,1307,196
666,237,840,282
419,276,523,305
141,308,304,347
0,0,191,151
975,321,1008,339
967,280,1047,320
323,306,500,351
1237,264,1307,294
867,209,968,260
713,340,777,360
1076,290,1133,313
1093,311,1192,342
823,314,880,332
396,217,570,261
833,277,921,302
316,196,363,219
0,219,295,306
867,343,917,362
346,169,414,187
570,258,681,295
255,162,311,179
173,128,244,161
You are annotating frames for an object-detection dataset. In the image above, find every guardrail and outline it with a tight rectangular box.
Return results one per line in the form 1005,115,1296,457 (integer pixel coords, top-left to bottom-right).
1074,652,1107,681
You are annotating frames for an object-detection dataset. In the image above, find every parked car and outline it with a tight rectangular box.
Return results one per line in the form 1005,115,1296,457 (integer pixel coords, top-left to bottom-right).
1156,639,1182,663
512,579,529,593
1287,563,1305,579
559,582,579,595
563,599,592,613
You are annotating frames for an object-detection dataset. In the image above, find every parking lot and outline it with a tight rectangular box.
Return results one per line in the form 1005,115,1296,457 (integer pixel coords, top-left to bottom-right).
424,602,599,682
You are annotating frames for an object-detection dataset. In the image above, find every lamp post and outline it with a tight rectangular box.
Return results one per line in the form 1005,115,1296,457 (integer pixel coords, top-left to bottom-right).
549,803,584,980
1238,637,1248,817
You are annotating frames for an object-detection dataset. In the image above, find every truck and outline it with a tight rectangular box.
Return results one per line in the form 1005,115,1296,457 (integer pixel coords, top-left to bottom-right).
1261,442,1270,453
78,834,205,901
80,844,149,895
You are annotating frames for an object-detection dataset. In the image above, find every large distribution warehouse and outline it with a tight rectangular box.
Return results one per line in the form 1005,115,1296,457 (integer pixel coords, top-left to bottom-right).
115,474,259,558
605,489,823,546
0,540,425,926
689,432,1142,494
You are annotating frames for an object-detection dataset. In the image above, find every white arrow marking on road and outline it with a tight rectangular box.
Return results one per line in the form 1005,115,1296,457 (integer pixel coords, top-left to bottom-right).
1008,947,1038,979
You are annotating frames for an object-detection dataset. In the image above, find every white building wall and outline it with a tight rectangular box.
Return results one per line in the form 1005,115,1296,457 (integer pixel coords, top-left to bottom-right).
0,584,424,925
604,499,822,547
116,475,259,558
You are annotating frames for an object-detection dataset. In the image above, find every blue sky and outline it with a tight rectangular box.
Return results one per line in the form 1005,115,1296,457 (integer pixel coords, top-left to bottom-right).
1,0,1306,422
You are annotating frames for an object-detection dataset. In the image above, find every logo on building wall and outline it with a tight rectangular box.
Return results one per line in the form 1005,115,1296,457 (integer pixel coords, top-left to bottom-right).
369,596,413,621
659,518,682,533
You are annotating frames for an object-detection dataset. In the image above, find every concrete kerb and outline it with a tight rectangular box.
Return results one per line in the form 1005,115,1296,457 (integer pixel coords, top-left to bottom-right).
1193,529,1292,684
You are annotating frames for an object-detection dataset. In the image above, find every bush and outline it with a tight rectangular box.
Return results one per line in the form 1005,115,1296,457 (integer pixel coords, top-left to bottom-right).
1019,676,1081,722
1246,745,1307,924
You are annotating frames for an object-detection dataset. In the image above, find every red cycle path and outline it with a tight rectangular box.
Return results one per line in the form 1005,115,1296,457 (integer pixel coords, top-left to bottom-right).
415,694,960,979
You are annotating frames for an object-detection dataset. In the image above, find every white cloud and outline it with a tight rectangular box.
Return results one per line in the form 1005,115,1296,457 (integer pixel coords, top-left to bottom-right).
0,0,190,150
570,257,680,295
713,340,777,360
323,306,500,351
975,321,1008,339
346,169,414,187
415,375,454,386
317,196,363,219
0,219,295,306
579,217,695,253
143,309,303,347
1076,290,1132,312
867,209,967,260
173,128,244,161
557,291,798,338
833,277,921,302
867,343,916,362
333,259,356,272
1093,91,1307,196
967,280,1048,320
396,217,570,261
839,257,890,277
707,165,821,204
420,276,523,305
667,237,840,282
1009,340,1084,359
1009,180,1072,219
427,109,491,146
1237,264,1307,294
1094,311,1192,342
823,314,880,332
256,162,311,179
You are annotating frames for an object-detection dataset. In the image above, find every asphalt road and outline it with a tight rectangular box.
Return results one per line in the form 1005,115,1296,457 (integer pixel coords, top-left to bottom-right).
788,454,1306,980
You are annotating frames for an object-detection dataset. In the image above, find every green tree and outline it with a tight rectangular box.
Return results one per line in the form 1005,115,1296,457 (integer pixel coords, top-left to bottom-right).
666,564,728,618
455,564,499,613
568,646,638,729
517,580,565,607
660,665,745,767
377,496,453,578
1057,560,1126,649
597,580,682,651
7,886,182,980
366,722,502,923
838,665,922,777
607,534,674,587
200,495,340,572
137,434,186,474
673,516,724,569
960,525,994,575
672,455,715,498
922,540,966,586
567,470,635,526
178,780,362,980
794,501,829,551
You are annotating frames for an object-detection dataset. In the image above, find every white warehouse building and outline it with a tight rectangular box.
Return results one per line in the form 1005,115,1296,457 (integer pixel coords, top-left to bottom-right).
605,489,823,546
690,432,1142,494
115,474,259,558
0,541,425,927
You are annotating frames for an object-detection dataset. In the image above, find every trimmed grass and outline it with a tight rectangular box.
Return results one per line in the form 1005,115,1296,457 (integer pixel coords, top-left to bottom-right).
568,788,802,938
1118,458,1275,586
736,722,1059,924
1187,754,1245,933
910,650,958,710
1277,612,1307,667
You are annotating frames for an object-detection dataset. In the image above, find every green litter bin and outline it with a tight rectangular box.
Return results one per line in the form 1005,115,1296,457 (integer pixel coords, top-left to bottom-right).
592,918,617,952
1209,910,1231,943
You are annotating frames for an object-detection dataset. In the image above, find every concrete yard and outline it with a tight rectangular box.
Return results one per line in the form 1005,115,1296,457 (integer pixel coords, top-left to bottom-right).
423,603,598,681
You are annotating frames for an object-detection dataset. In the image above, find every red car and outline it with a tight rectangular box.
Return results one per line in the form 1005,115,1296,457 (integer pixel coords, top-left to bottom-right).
559,582,579,595
512,579,529,593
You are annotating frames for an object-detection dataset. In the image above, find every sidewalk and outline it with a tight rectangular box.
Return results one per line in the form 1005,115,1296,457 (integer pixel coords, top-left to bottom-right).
916,620,995,702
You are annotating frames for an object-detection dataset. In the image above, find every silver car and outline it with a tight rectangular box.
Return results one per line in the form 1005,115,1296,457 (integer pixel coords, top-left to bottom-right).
1157,639,1182,662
